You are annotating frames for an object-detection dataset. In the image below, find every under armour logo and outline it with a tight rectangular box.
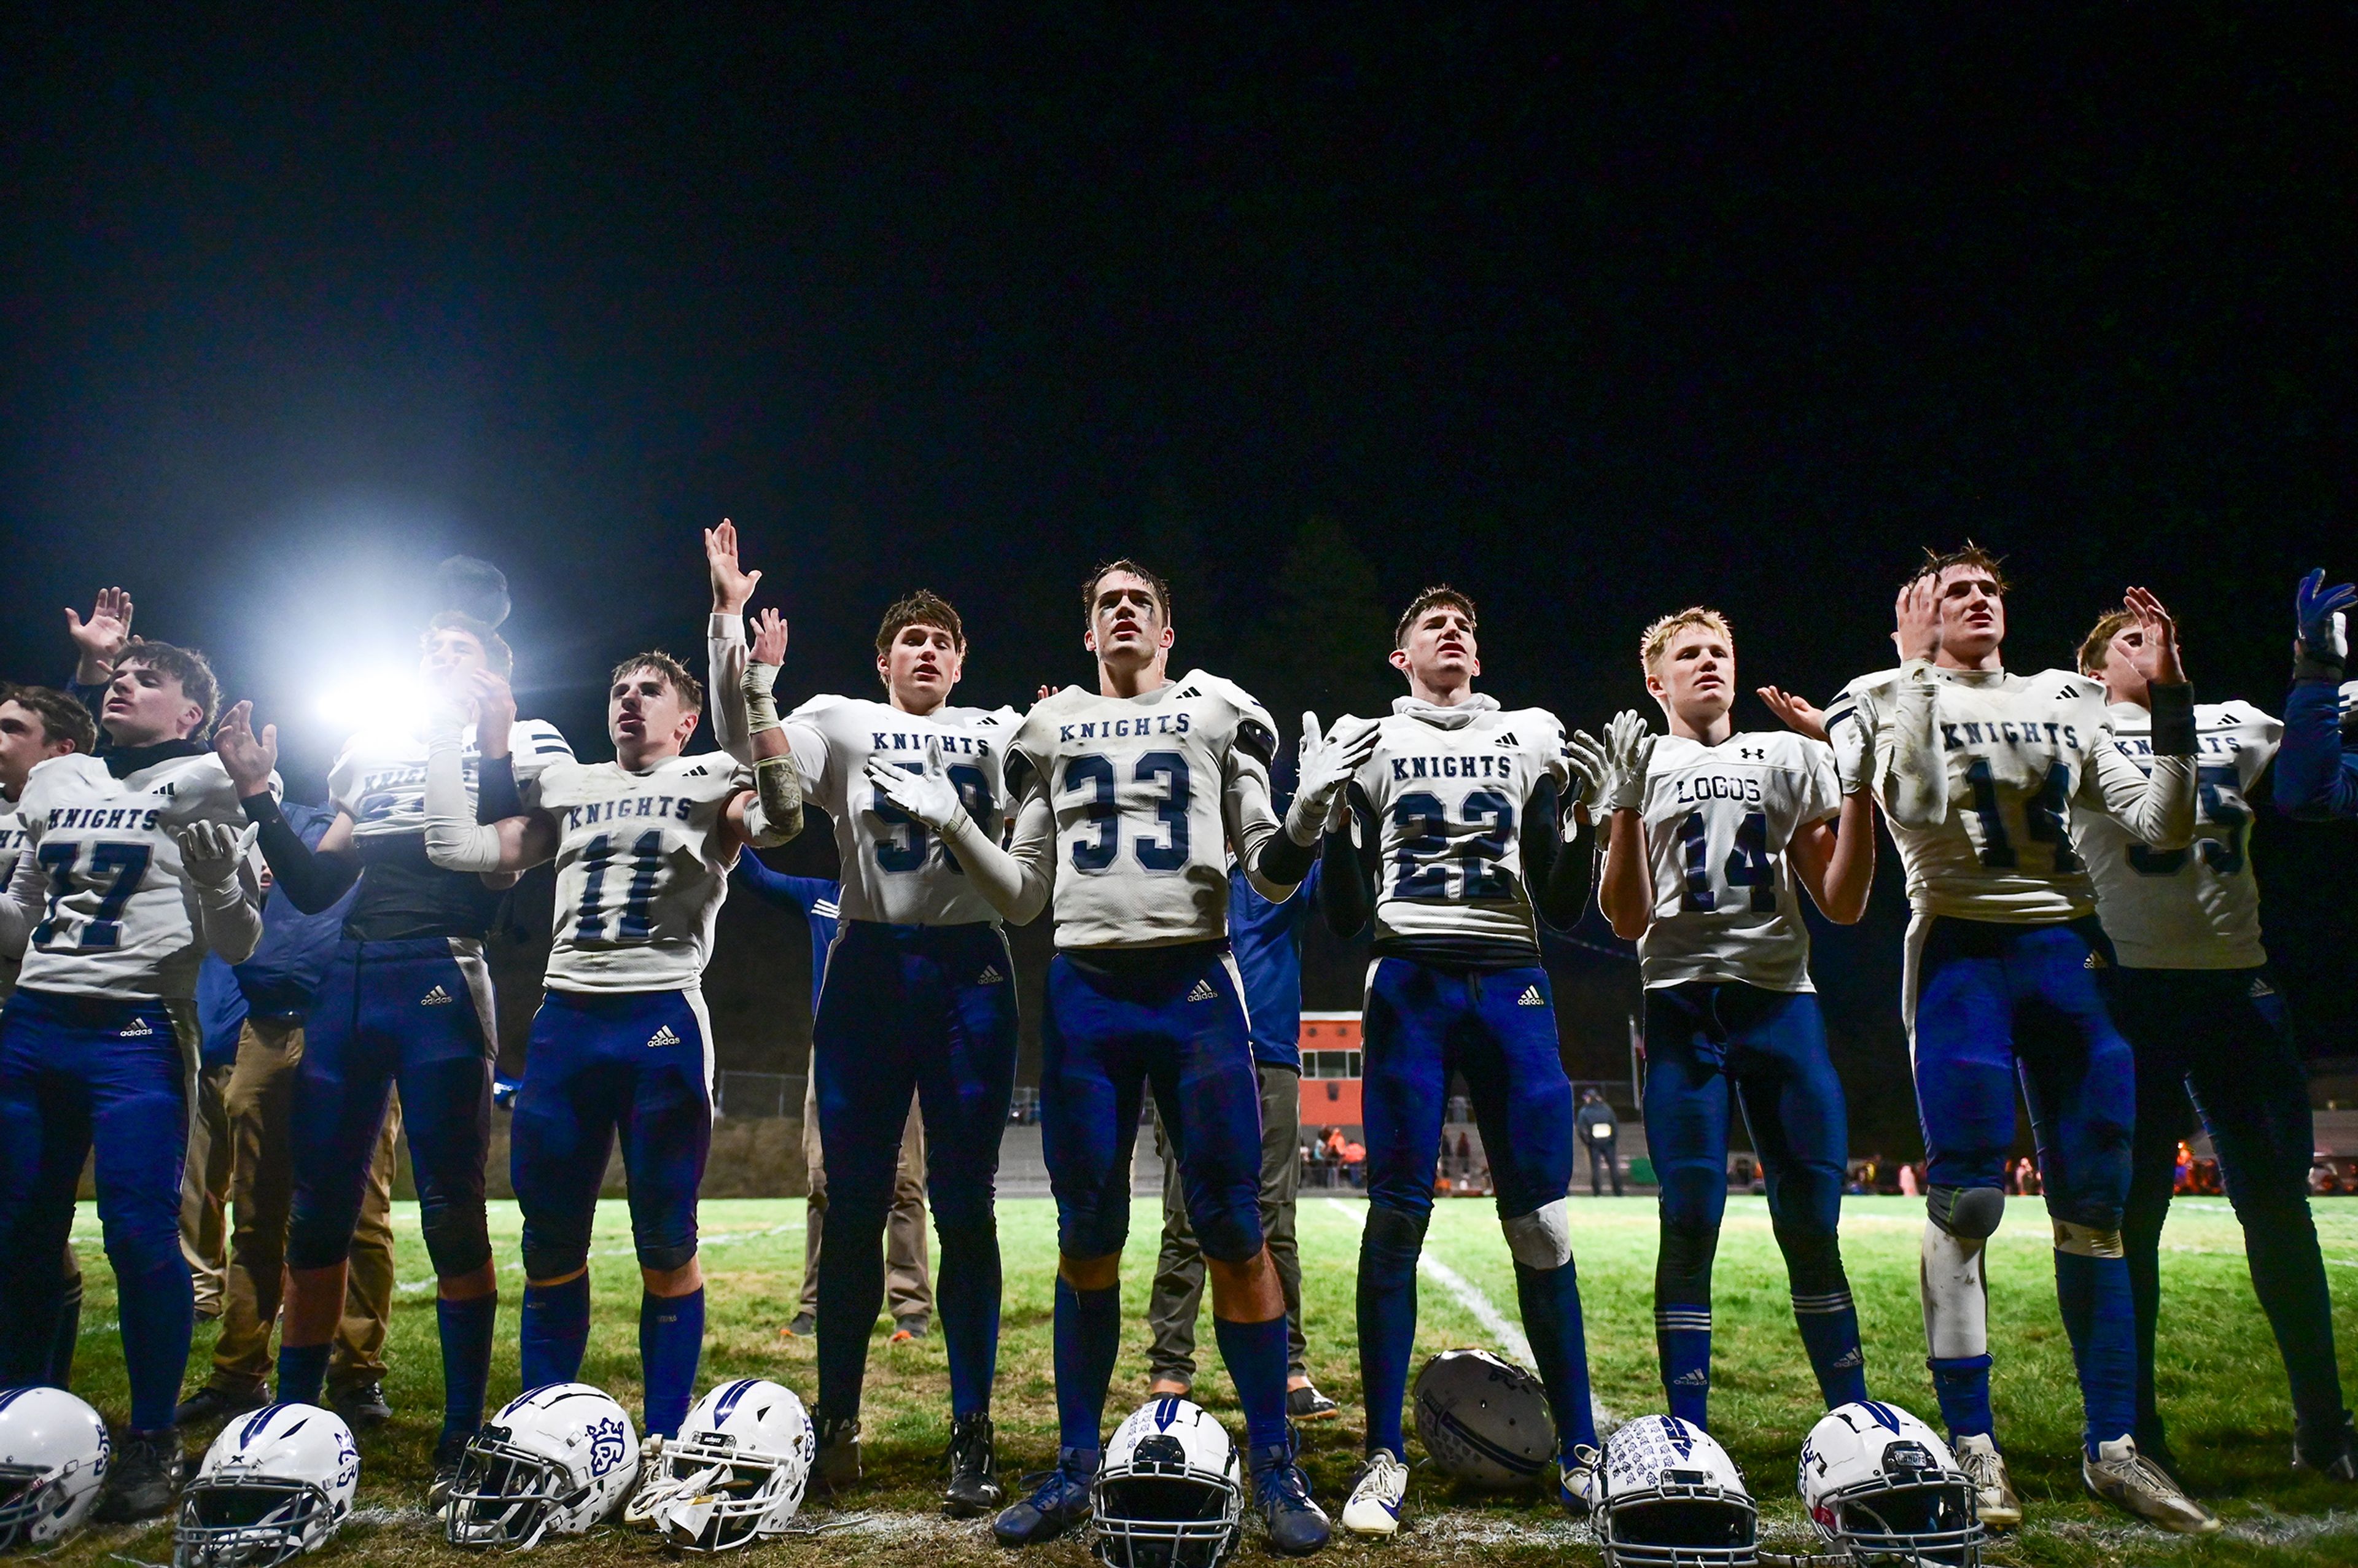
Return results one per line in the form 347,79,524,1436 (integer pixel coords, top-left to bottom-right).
1186,979,1218,1003
420,985,455,1006
646,1025,682,1049
1740,747,1764,761
1516,985,1544,1006
976,964,1006,985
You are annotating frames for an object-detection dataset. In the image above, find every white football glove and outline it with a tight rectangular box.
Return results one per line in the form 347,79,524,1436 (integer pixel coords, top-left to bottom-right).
862,745,965,834
1286,712,1379,845
1601,709,1656,814
178,820,255,891
1563,729,1610,817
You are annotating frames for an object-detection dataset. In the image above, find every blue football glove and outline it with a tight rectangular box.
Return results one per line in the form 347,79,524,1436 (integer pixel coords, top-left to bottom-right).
2296,568,2354,672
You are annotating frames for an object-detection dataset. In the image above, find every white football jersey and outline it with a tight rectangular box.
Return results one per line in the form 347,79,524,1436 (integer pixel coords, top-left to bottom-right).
533,755,751,993
1011,669,1284,950
0,803,28,999
2076,701,2278,969
329,718,574,841
784,695,1021,926
1833,664,2193,923
7,750,277,1000
1633,730,1840,992
1345,696,1571,954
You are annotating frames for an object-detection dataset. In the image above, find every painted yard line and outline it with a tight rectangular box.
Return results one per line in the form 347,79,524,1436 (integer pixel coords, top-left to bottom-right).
397,1221,804,1294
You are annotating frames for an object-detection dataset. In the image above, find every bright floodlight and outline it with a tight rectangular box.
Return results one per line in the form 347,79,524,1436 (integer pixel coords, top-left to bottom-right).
316,668,427,735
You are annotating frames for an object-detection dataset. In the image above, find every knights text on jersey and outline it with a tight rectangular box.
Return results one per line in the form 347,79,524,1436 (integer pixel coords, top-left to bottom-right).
328,718,574,839
1012,670,1282,950
7,751,277,1000
1839,664,2161,923
532,754,751,993
784,694,1019,926
1634,731,1840,992
2075,701,2278,969
1346,700,1570,953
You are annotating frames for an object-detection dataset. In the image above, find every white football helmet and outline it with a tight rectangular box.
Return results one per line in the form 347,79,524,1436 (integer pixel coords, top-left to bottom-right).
638,1380,815,1553
1596,1415,1757,1567
445,1383,640,1550
1088,1398,1244,1568
0,1386,111,1550
175,1403,359,1568
1412,1349,1554,1488
1798,1402,1983,1567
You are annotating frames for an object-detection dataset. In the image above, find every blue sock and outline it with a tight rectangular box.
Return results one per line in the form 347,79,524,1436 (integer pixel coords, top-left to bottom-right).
276,1342,332,1407
2055,1249,2136,1452
520,1275,593,1392
1793,1289,1870,1410
936,1210,1002,1420
1213,1313,1293,1454
1515,1259,1598,1452
1053,1277,1121,1456
1356,1206,1426,1459
1929,1354,1994,1440
1655,1298,1713,1429
438,1292,499,1445
116,1243,195,1432
640,1289,704,1440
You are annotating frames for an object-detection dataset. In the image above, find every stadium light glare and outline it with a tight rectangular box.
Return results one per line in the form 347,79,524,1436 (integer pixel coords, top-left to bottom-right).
316,667,429,735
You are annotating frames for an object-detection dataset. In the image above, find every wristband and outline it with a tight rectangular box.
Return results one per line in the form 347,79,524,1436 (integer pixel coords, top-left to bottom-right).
743,662,783,736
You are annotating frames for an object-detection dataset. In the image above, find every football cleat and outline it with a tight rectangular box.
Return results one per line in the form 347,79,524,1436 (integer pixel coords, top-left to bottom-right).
812,1414,861,1491
2295,1411,2358,1481
1557,1443,1603,1519
330,1382,392,1429
174,1402,359,1568
95,1427,184,1524
1339,1450,1408,1537
173,1386,269,1430
943,1412,1003,1517
2083,1436,2220,1536
1286,1384,1340,1424
993,1448,1096,1547
0,1386,112,1548
1948,1434,2020,1530
1248,1437,1329,1557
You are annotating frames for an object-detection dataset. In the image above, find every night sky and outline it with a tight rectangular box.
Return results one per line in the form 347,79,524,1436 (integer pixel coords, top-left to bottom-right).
6,9,2352,1151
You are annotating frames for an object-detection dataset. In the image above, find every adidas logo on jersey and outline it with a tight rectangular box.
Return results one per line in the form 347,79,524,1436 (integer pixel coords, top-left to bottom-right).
1172,684,1202,700
119,1017,154,1038
646,1025,682,1049
1186,978,1219,1003
1495,731,1518,747
685,764,709,777
976,964,1006,985
2249,976,2276,998
419,985,455,1006
1516,985,1545,1006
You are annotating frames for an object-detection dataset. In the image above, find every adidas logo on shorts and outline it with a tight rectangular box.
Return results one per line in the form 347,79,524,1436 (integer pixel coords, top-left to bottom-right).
1516,985,1544,1006
1186,979,1219,1003
976,964,1006,985
119,1018,154,1038
646,1024,682,1049
2250,976,2276,998
2083,950,2108,970
419,985,455,1006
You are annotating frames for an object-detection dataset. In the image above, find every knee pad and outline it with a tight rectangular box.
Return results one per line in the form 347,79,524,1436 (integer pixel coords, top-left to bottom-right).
1654,1222,1719,1298
420,1199,493,1278
520,1222,591,1285
1927,1184,2006,1240
635,1238,698,1275
1193,1193,1264,1266
2052,1220,2125,1259
1362,1203,1431,1269
1501,1198,1573,1271
283,1208,356,1273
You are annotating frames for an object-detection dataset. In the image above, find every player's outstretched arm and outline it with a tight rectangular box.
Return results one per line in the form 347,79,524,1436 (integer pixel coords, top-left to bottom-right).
64,586,133,686
704,520,762,763
1880,578,1950,829
864,737,1052,923
179,820,266,964
421,678,557,874
2279,569,2358,818
730,608,804,848
2079,588,2196,849
217,702,363,913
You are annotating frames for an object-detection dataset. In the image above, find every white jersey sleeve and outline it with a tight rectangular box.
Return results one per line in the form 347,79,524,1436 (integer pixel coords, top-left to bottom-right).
328,718,573,837
0,805,32,999
784,695,1020,926
1633,731,1839,992
1011,668,1281,949
2076,701,2277,969
539,754,750,993
10,750,279,1001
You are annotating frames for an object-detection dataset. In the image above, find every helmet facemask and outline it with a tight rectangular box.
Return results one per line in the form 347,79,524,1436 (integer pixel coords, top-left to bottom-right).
1821,1460,1982,1567
1601,1472,1760,1566
173,1475,335,1568
443,1430,579,1551
1090,1435,1243,1568
652,1439,802,1553
0,1465,67,1551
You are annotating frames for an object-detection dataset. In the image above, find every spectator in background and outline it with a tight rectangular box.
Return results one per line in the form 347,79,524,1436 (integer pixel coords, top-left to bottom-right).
175,799,401,1430
1899,1163,1920,1197
1577,1087,1622,1197
730,856,931,1341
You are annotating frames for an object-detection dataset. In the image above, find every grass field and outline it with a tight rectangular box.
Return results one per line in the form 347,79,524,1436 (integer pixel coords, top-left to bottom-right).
44,1193,2358,1566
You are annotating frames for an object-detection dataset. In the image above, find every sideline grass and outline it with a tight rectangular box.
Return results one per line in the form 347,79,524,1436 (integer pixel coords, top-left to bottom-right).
45,1194,2358,1566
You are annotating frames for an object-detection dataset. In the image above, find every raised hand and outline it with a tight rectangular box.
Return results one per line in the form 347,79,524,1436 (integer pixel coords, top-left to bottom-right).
750,606,788,667
1601,709,1656,813
2120,587,2185,686
65,586,134,680
2296,569,2355,667
177,820,253,890
1893,575,1943,664
464,669,518,753
705,519,762,615
1756,686,1829,741
1291,712,1380,838
212,701,279,798
863,740,965,833
1563,729,1611,813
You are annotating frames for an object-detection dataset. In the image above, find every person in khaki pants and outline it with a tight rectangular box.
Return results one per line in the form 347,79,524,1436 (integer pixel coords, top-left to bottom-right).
795,1071,932,1338
176,801,401,1429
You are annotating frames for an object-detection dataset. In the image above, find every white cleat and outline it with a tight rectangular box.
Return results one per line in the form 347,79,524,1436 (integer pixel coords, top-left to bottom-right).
1340,1450,1409,1536
2084,1435,2222,1535
1951,1434,2022,1529
1557,1443,1603,1519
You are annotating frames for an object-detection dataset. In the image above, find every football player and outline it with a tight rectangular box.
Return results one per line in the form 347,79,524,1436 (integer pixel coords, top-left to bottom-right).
1824,549,2208,1533
2278,569,2356,818
1314,587,1606,1535
421,607,799,1445
0,638,273,1520
704,524,1019,1512
210,565,572,1494
1595,607,1877,1436
866,561,1365,1554
2072,607,2356,1482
